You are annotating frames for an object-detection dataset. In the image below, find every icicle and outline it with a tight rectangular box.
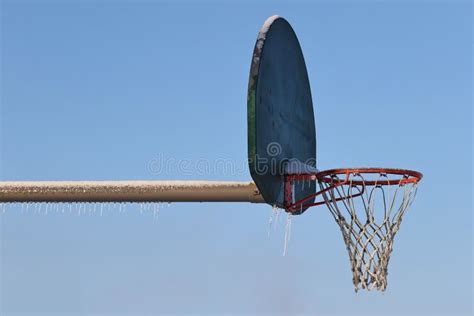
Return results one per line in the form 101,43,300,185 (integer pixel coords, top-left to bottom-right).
268,205,278,238
283,213,293,256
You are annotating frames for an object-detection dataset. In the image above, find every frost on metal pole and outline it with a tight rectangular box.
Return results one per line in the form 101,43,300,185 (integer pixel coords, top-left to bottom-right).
0,181,264,203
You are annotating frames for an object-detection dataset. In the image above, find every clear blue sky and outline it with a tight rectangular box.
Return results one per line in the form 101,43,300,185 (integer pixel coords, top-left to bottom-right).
1,1,472,315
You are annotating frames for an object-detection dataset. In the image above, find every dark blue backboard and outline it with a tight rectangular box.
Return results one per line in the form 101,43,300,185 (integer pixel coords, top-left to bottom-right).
247,16,317,213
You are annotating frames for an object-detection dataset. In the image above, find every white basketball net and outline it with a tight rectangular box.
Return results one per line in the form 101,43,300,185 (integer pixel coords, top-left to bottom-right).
318,172,419,292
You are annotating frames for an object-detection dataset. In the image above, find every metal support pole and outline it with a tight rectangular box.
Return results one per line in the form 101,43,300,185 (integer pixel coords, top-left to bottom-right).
0,181,265,203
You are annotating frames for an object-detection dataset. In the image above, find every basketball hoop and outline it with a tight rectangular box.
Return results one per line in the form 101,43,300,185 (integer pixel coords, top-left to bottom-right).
284,168,422,291
0,15,424,292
